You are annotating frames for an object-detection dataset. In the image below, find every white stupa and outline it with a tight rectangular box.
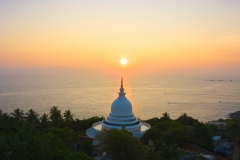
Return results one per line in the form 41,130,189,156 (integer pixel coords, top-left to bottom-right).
86,78,150,138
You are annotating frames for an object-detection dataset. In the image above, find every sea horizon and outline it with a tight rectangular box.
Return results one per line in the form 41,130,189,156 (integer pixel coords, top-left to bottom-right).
1,71,240,122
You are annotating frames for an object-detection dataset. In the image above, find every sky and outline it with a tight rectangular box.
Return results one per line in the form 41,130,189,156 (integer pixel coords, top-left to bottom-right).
0,0,240,76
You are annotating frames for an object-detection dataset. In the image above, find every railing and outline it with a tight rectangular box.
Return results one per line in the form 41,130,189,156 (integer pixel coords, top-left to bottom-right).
109,113,134,118
142,122,151,129
86,127,99,138
103,121,141,126
92,121,102,127
107,117,136,122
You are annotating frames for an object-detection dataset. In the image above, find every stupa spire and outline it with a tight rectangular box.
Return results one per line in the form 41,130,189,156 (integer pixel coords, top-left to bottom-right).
119,77,126,97
121,77,123,88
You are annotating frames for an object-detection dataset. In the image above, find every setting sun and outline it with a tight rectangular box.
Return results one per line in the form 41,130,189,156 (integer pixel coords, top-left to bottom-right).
121,58,127,65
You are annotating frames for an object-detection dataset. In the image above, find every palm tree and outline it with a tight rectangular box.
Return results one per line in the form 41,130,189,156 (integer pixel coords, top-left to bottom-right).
176,113,199,126
160,112,171,121
25,109,39,123
40,113,50,129
63,110,74,127
28,120,40,135
25,109,40,134
0,110,11,131
49,106,62,127
0,109,5,121
10,108,24,120
63,110,74,121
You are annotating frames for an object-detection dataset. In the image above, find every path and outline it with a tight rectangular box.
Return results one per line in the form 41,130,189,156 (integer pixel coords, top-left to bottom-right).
181,143,229,160
232,136,239,160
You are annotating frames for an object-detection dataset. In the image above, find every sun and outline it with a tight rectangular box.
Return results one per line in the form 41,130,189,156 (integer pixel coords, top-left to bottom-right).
120,58,127,65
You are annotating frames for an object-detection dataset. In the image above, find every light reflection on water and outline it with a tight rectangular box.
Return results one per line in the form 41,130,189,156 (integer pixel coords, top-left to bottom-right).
93,123,149,132
0,73,240,122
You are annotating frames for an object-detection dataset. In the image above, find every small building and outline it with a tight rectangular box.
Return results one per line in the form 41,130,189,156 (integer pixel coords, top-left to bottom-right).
212,136,221,144
202,154,216,160
71,136,94,151
212,136,232,155
207,121,226,130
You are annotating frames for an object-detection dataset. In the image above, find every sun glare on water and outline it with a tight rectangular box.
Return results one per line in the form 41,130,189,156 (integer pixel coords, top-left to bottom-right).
121,58,127,65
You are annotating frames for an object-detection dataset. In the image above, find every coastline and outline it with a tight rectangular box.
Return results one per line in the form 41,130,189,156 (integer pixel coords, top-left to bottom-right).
229,111,240,119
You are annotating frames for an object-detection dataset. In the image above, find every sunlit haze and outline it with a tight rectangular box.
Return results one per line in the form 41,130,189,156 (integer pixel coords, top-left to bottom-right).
0,0,240,77
121,58,127,65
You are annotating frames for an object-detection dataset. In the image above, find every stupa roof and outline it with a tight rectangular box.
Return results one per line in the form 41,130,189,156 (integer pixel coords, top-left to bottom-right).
110,77,132,115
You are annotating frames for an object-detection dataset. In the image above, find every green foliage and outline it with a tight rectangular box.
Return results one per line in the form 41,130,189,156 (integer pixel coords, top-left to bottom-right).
49,106,63,127
140,128,162,145
216,118,227,122
144,112,172,126
10,108,25,120
97,129,145,160
141,127,181,159
81,140,95,155
176,113,199,126
226,119,240,135
144,117,161,126
160,112,171,121
0,110,14,132
63,110,75,127
71,116,104,130
33,133,65,160
205,124,218,136
25,109,39,124
142,144,163,160
141,113,213,159
0,131,32,160
191,123,213,148
67,152,94,160
40,113,50,129
63,110,74,121
155,138,179,159
25,109,41,135
0,107,95,160
0,108,234,159
43,127,75,146
154,120,182,132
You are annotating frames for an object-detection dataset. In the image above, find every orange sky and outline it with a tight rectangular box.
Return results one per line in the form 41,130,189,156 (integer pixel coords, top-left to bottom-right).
0,1,240,76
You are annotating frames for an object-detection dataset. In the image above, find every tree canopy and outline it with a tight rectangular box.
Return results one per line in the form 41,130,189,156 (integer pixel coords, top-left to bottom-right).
0,107,98,160
1,107,234,160
97,129,145,160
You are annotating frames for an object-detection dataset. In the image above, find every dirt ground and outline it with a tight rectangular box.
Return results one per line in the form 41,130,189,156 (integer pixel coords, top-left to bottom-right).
232,136,239,160
180,143,229,160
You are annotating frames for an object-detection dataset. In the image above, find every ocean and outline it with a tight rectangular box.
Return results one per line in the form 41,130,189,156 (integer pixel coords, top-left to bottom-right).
0,72,240,122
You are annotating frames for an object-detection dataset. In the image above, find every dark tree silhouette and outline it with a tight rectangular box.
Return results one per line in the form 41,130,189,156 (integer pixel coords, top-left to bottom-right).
25,109,39,123
10,108,24,120
63,110,74,121
40,113,50,129
49,106,63,127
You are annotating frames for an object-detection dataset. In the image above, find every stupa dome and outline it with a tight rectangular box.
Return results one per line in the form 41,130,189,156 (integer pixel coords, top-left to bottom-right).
111,97,132,115
110,77,132,115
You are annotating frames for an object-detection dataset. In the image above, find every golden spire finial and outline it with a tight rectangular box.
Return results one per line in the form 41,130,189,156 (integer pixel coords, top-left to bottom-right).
119,77,126,97
121,77,123,88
